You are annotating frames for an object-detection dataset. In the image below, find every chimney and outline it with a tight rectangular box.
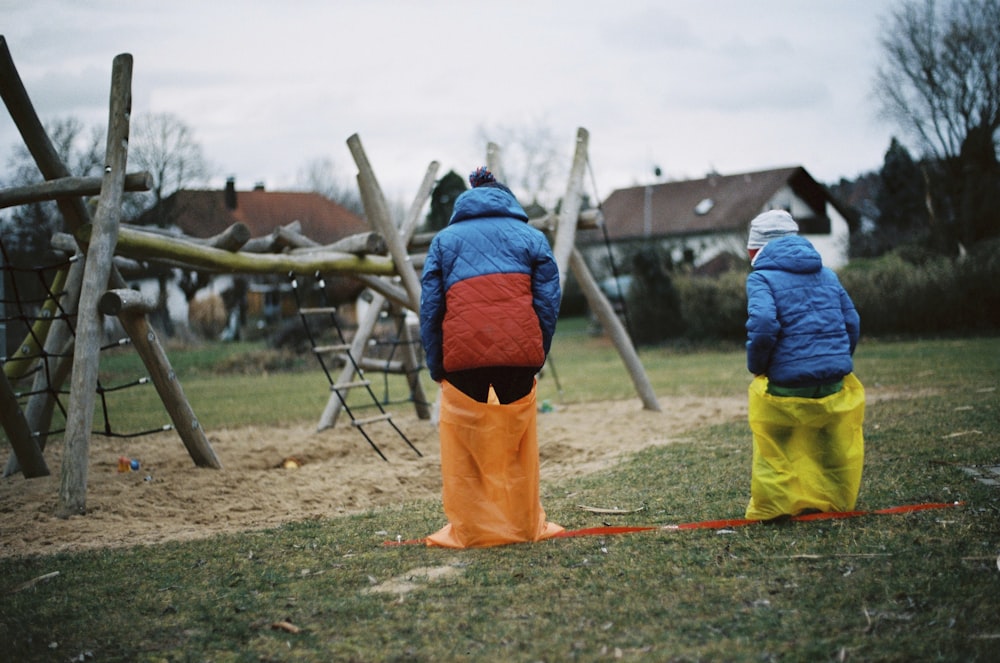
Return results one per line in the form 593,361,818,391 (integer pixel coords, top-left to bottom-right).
224,176,237,210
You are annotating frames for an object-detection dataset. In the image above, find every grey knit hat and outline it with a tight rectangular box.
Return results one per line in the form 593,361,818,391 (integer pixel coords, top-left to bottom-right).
747,210,798,250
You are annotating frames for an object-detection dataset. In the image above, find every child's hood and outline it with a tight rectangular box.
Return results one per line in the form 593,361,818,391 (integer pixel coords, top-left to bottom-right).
449,186,528,225
752,235,822,274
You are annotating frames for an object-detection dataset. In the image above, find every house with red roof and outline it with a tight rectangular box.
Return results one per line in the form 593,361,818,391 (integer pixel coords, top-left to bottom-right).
577,166,853,279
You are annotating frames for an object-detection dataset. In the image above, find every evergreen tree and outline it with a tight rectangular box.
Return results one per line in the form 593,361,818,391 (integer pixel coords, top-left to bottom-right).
425,170,466,232
874,137,931,253
626,245,682,345
875,0,1000,254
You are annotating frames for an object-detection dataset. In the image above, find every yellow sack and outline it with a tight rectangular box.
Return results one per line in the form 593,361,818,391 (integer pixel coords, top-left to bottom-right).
427,379,563,548
745,373,865,520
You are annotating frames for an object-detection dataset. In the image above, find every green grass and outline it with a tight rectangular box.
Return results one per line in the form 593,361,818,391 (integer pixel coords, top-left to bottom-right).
2,326,999,661
87,317,749,433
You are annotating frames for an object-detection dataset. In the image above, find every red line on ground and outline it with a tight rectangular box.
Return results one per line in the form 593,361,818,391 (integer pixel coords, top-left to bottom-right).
383,502,964,546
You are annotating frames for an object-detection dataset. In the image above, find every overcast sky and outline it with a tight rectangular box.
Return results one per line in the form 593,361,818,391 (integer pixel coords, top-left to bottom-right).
3,0,896,205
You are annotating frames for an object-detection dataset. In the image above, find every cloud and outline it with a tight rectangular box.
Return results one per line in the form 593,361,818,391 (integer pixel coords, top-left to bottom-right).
2,0,894,199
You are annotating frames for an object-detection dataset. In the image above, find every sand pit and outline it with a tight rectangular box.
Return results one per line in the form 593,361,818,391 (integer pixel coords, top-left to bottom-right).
0,395,747,559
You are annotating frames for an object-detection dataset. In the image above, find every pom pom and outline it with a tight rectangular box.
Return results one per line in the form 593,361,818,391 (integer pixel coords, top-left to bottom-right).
469,166,496,188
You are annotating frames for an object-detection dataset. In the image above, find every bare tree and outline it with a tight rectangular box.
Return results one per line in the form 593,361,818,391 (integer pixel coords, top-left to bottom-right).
1,117,104,262
476,118,565,210
295,156,365,217
875,0,1000,162
128,112,209,225
874,0,1000,247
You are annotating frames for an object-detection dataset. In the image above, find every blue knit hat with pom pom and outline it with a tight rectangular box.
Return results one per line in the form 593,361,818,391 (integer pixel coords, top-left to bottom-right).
469,166,497,188
467,166,515,197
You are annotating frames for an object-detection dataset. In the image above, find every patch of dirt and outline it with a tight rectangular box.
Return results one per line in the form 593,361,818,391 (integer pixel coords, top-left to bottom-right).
2,394,750,558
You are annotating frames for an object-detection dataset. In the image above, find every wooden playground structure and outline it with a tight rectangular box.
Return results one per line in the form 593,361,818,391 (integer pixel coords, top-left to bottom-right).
0,41,659,518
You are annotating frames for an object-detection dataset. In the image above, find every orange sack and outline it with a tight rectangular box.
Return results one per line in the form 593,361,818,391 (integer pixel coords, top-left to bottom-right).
426,379,563,548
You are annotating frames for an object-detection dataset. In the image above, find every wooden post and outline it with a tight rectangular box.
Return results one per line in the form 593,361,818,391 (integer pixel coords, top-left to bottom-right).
346,134,423,310
487,129,660,412
317,160,437,429
552,128,589,291
1,369,48,477
99,289,222,469
58,53,133,518
570,248,661,412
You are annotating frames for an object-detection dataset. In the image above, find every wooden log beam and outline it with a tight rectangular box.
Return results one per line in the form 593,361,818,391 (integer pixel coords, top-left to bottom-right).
122,221,252,252
241,220,303,253
0,172,153,209
99,289,222,470
198,222,252,251
486,141,506,182
292,231,388,256
59,52,133,518
530,207,603,234
353,274,410,311
273,223,317,250
98,287,158,315
76,223,398,276
51,234,148,277
390,161,438,421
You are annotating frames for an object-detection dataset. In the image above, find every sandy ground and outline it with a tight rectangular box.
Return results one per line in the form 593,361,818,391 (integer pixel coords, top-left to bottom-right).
0,394,748,559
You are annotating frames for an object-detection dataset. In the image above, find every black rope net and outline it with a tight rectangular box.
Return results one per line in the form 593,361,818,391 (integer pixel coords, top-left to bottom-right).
0,237,170,444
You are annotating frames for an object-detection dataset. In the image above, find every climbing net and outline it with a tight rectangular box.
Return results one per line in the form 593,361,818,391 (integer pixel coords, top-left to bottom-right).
0,237,168,442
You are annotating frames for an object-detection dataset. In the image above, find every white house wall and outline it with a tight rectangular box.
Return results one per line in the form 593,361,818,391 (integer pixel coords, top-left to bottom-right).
127,273,242,325
805,202,850,269
129,272,188,323
579,186,850,279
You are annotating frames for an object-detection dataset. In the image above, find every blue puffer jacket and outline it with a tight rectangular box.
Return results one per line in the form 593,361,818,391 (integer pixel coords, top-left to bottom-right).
419,185,561,382
746,235,860,387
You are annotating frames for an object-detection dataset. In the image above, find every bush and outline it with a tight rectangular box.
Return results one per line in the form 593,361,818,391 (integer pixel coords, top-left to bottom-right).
619,241,1000,343
673,271,747,341
953,237,1000,331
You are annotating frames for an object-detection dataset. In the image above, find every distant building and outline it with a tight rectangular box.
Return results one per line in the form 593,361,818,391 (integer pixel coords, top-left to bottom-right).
577,166,853,279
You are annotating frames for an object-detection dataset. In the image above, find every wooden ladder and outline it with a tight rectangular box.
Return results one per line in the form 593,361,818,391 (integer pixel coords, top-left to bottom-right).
291,274,421,461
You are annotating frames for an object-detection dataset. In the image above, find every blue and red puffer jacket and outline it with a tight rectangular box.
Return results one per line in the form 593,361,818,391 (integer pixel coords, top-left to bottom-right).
746,235,860,387
419,185,561,382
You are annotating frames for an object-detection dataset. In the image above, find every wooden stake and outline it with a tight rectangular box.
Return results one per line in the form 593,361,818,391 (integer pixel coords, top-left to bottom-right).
99,289,221,469
58,53,133,518
570,248,660,412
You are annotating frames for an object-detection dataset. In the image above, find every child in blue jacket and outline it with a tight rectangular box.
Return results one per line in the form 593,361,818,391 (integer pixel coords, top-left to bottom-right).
746,210,860,395
744,210,865,520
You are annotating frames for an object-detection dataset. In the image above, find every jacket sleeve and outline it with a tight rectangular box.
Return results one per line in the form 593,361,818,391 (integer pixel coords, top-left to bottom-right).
840,286,861,355
531,237,561,356
419,243,445,381
746,272,779,375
